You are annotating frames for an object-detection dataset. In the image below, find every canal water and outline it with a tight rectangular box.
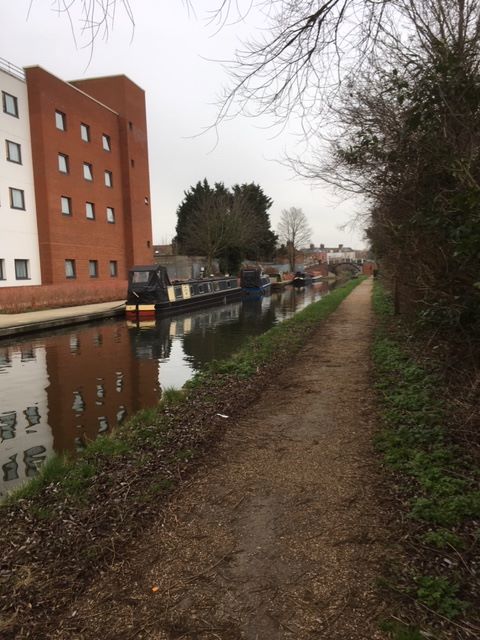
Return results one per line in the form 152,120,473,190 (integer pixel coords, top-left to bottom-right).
0,282,332,497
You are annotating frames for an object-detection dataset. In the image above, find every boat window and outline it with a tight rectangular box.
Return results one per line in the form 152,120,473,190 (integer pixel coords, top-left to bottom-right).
227,280,231,287
190,285,194,295
213,281,219,291
132,271,150,284
174,286,183,300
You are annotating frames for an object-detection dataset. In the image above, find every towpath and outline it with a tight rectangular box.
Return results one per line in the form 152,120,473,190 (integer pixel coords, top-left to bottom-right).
53,278,391,639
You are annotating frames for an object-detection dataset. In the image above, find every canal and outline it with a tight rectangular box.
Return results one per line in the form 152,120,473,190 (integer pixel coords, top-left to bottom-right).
0,282,332,497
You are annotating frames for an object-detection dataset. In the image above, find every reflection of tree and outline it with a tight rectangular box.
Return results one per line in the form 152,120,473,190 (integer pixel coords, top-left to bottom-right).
182,299,276,370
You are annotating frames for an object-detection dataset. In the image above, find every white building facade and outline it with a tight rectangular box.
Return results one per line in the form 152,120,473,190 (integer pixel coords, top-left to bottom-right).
0,59,41,287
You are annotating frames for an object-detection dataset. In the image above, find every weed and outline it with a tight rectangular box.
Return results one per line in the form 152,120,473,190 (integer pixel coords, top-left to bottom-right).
422,529,464,550
415,576,468,618
379,620,424,639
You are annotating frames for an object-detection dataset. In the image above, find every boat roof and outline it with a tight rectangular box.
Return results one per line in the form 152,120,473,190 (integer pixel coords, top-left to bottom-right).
130,264,165,272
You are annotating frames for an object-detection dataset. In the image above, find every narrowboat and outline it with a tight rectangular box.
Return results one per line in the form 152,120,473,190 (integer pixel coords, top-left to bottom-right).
126,265,242,319
240,267,271,295
291,271,313,287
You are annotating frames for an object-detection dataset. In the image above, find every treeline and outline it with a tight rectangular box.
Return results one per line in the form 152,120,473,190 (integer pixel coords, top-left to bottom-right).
174,180,277,274
328,3,480,351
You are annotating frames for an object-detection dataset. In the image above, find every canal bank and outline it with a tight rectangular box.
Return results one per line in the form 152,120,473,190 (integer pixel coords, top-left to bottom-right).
0,300,126,339
1,278,388,639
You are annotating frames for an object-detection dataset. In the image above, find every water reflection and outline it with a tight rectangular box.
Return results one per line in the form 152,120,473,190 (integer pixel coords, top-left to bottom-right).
0,281,331,497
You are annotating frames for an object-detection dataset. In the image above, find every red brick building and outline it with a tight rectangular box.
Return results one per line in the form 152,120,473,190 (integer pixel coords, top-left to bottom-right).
0,64,153,311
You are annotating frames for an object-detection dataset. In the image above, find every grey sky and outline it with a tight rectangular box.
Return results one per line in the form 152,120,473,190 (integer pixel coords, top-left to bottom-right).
2,1,365,248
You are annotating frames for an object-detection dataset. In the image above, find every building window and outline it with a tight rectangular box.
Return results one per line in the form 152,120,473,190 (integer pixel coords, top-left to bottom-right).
88,260,98,278
55,110,66,130
0,259,5,280
104,170,113,187
80,123,90,142
83,163,93,181
58,153,69,174
106,207,115,223
15,259,29,280
3,92,19,117
85,202,95,220
61,196,72,215
130,158,135,167
6,140,22,164
65,259,76,279
102,134,111,151
109,260,118,277
9,187,25,210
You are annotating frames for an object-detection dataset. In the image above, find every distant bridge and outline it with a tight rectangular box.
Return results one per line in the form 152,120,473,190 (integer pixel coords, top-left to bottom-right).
329,262,362,275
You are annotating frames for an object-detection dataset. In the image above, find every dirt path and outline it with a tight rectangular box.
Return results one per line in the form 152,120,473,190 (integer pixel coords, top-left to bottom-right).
54,278,391,639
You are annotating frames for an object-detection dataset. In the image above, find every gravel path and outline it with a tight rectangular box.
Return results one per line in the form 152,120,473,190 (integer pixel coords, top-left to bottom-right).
54,278,391,639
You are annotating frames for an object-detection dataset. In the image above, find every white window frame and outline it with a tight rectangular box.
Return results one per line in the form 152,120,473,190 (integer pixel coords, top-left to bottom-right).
58,153,69,174
61,196,72,215
109,260,118,277
106,207,115,223
102,134,111,151
55,110,66,130
80,123,90,142
85,202,95,220
104,170,113,187
65,259,76,279
88,260,99,278
6,140,22,164
83,162,93,181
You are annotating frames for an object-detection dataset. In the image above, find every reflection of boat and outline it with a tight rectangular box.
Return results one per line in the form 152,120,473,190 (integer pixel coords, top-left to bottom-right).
126,265,242,319
291,272,313,287
240,268,271,295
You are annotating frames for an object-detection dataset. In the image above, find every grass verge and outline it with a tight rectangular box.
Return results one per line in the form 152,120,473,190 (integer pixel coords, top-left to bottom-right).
372,281,480,639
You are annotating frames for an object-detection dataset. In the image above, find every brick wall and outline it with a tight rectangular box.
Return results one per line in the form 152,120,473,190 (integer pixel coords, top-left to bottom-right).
0,280,127,313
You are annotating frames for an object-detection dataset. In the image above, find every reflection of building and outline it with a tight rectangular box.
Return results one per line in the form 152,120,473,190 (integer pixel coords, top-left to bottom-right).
0,322,160,498
0,343,53,498
44,323,160,453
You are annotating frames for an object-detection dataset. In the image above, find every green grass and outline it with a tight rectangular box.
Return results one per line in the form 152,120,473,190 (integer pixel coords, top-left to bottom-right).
372,281,477,625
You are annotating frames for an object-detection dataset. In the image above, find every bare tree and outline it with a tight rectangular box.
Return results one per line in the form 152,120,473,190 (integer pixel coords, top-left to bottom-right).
182,190,261,273
277,207,312,272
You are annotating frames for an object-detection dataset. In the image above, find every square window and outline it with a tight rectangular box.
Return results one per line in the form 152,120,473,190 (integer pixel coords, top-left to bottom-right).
102,134,111,151
65,259,76,279
109,260,118,277
83,163,93,181
89,260,98,278
104,170,113,187
58,153,69,174
6,140,22,164
86,202,95,219
0,259,5,280
55,110,66,130
80,123,90,142
106,207,115,223
15,259,29,280
10,187,25,210
3,92,19,117
61,196,72,215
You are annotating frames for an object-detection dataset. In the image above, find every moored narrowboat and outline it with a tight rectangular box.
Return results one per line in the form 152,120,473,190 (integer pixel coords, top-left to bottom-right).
240,267,271,295
291,271,313,287
126,265,242,319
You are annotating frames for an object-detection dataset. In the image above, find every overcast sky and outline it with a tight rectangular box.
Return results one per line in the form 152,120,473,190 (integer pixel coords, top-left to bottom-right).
2,1,366,248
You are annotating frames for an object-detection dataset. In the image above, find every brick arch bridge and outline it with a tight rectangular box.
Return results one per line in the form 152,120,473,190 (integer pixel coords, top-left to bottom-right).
329,262,362,275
